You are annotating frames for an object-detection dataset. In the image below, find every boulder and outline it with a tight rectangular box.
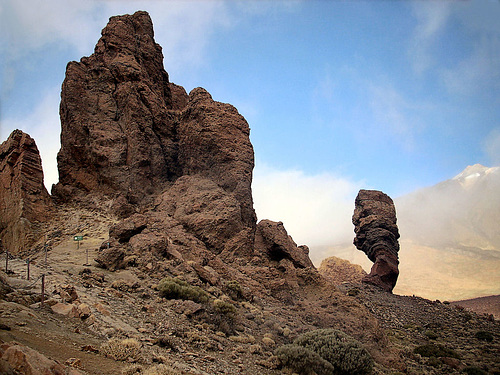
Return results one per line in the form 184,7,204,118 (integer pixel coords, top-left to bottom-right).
0,341,82,374
352,189,400,292
318,256,367,284
0,130,53,254
255,220,314,269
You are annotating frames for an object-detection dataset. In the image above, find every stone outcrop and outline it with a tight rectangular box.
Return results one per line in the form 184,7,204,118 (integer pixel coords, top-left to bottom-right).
0,341,83,375
318,256,367,284
0,130,52,255
53,11,255,226
54,10,258,259
255,220,314,269
352,189,400,292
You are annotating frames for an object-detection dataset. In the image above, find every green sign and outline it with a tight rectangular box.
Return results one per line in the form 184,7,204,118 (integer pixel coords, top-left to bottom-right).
74,236,83,241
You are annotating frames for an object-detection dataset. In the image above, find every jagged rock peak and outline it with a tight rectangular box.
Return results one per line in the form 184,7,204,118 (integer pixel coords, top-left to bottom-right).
352,189,400,292
0,129,52,254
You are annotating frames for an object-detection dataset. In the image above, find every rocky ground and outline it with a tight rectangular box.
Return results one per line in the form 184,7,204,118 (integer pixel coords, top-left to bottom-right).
0,205,498,375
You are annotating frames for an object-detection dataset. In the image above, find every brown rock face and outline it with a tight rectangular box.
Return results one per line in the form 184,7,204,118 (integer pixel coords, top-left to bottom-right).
352,189,400,292
255,220,314,269
0,130,52,254
54,11,177,202
318,256,367,284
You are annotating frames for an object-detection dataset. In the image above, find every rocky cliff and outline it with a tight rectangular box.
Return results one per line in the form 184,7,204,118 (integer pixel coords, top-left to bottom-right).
0,130,53,254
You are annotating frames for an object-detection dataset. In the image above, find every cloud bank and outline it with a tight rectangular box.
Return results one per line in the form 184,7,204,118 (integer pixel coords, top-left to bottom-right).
252,164,363,251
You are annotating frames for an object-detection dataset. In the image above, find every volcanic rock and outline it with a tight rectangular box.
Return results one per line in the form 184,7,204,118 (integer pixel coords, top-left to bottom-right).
54,10,257,260
53,11,178,203
0,341,82,375
255,220,314,269
0,130,52,255
318,256,367,284
352,189,400,292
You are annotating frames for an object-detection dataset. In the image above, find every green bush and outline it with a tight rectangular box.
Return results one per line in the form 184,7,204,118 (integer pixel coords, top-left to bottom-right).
158,277,208,303
225,280,244,300
413,344,460,359
474,331,494,342
275,344,335,375
288,328,373,375
213,299,237,318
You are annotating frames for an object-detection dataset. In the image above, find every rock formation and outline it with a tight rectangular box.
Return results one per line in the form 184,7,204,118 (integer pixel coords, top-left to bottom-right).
318,256,367,285
352,189,400,292
54,11,259,261
0,130,52,255
53,11,255,228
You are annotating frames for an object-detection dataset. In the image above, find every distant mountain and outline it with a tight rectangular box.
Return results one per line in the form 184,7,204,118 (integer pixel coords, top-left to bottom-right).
393,164,500,300
319,164,500,301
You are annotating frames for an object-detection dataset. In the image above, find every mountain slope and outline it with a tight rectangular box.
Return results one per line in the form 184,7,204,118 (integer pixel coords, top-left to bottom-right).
394,164,500,300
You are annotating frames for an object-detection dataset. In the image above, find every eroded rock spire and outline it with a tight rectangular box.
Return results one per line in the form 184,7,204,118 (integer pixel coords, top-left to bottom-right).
352,189,400,292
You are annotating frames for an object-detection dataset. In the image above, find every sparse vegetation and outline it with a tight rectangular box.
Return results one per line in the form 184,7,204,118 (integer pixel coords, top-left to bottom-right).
100,338,142,362
275,344,335,375
157,277,209,303
213,298,237,317
276,328,373,375
413,343,460,359
225,280,244,300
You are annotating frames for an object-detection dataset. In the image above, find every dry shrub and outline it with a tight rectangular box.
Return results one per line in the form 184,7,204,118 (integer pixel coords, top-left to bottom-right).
275,344,334,375
276,328,373,375
158,277,208,303
101,338,142,362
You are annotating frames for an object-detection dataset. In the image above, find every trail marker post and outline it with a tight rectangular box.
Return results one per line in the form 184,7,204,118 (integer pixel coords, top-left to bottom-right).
41,274,45,307
74,235,83,250
26,258,30,280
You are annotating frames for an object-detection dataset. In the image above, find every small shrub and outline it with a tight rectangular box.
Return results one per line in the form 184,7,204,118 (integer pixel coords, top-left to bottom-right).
413,344,460,359
275,344,335,375
213,299,237,318
225,280,244,300
463,366,487,375
474,331,494,342
101,338,142,362
293,328,374,375
157,277,208,303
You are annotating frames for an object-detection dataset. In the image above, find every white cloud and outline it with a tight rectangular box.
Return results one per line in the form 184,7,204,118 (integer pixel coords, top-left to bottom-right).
2,87,61,191
484,128,500,166
408,2,451,74
252,163,363,250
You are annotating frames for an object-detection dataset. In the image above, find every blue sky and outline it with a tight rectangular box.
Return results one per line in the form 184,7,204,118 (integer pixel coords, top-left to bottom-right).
1,0,499,253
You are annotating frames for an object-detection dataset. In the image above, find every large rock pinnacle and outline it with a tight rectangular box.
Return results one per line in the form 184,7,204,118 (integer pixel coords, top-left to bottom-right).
352,189,400,292
0,130,52,254
53,11,177,202
54,11,258,259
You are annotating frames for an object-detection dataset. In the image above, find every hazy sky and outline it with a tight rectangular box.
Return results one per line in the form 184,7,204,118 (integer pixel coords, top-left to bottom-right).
1,0,499,251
